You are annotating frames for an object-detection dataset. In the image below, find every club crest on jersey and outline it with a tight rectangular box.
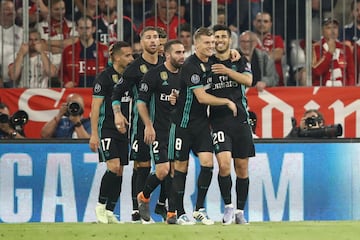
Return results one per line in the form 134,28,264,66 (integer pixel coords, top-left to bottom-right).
200,63,206,72
93,51,97,58
112,74,119,83
160,71,168,81
140,82,149,92
140,64,148,74
191,74,200,84
231,64,237,71
94,83,101,93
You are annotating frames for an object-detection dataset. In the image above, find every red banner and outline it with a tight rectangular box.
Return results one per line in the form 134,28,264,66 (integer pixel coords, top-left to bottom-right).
0,87,359,138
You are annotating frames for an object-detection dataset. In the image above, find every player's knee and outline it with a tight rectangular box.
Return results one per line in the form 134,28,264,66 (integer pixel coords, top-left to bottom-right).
156,164,170,180
218,161,231,174
106,159,122,174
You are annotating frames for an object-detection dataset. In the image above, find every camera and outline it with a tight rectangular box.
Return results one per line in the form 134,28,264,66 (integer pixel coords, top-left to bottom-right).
65,102,83,116
298,124,343,138
304,116,323,128
286,116,343,138
0,110,29,133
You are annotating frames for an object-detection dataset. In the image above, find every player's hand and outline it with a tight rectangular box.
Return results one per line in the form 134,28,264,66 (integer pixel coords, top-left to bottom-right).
226,100,238,117
211,63,229,75
169,89,179,105
230,49,241,62
255,81,266,92
144,124,156,145
114,113,129,134
89,135,99,152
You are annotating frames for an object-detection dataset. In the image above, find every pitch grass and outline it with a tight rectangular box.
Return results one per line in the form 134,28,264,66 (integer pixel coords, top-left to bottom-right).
0,221,359,240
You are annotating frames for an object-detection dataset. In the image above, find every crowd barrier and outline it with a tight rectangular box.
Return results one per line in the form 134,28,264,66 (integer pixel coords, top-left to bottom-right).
0,139,360,223
0,87,359,138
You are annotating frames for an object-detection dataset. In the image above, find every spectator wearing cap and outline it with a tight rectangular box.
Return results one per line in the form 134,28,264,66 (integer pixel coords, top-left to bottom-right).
312,18,355,86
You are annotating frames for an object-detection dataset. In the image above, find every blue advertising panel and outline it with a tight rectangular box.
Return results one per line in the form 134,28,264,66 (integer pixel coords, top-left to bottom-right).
0,141,360,223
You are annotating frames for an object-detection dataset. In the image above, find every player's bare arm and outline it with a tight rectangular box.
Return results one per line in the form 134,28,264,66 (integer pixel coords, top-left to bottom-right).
193,87,237,116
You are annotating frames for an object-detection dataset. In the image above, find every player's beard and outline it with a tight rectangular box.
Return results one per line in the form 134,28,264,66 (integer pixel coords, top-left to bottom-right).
170,58,183,69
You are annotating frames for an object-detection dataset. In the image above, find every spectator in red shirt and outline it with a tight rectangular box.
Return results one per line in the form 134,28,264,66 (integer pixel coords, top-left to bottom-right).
138,0,186,40
253,12,286,86
312,18,355,86
60,16,108,88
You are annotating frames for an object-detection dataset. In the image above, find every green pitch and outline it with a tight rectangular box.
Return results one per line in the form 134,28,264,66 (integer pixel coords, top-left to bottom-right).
0,221,359,240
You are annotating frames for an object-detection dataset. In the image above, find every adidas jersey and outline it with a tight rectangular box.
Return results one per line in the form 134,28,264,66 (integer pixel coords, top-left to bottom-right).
137,63,181,131
173,54,215,128
113,55,164,136
93,67,131,134
208,56,252,122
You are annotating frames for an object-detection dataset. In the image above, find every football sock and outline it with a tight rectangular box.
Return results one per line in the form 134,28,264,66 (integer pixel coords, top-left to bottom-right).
106,174,122,211
136,166,150,195
131,168,138,210
98,169,114,204
218,174,232,205
158,176,168,204
195,166,213,210
172,170,187,216
236,177,249,210
143,172,162,199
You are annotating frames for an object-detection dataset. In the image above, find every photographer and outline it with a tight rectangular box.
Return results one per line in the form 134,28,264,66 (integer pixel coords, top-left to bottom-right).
286,109,342,138
40,93,91,139
0,102,25,139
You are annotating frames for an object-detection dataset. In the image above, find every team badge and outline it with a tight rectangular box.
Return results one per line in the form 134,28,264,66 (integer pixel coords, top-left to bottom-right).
231,65,237,71
112,74,119,83
160,71,168,81
191,74,200,84
93,51,97,58
94,83,101,93
140,64,148,74
200,63,206,72
140,82,149,92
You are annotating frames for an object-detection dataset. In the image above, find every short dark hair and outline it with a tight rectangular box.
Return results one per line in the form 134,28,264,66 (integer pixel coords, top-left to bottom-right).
140,26,158,38
164,39,182,53
110,41,131,56
177,23,191,34
212,24,231,37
